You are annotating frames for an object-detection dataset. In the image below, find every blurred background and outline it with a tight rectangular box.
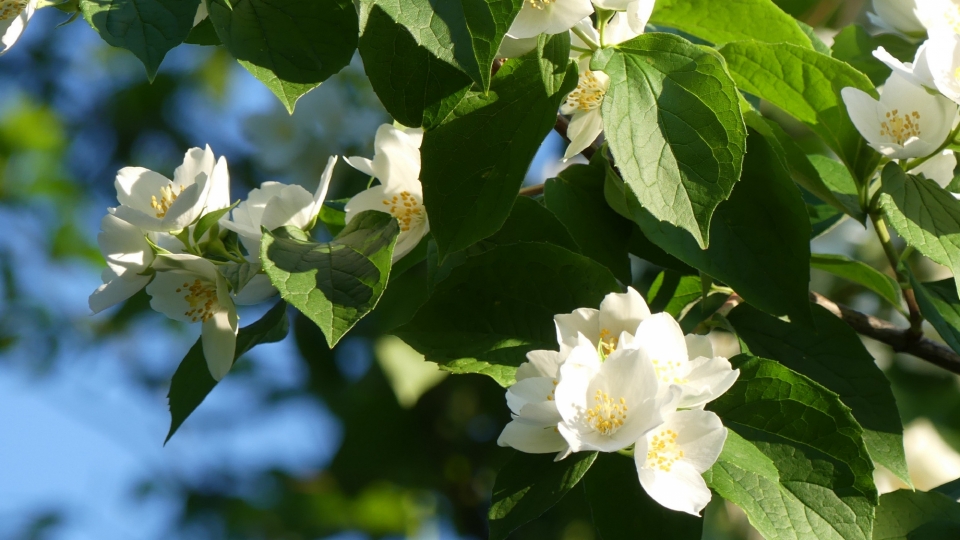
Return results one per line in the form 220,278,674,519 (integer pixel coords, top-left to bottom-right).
1,0,958,538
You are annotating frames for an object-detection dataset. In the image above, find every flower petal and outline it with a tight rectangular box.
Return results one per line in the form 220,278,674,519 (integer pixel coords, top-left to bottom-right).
114,167,171,215
202,307,239,381
563,109,603,160
98,214,154,276
672,409,727,472
205,155,232,213
598,286,651,338
232,274,278,305
0,0,33,54
498,418,568,453
912,150,958,188
89,274,151,314
633,312,688,365
554,308,600,348
172,145,216,190
684,334,713,360
344,184,389,224
637,461,713,516
260,184,315,231
518,349,563,380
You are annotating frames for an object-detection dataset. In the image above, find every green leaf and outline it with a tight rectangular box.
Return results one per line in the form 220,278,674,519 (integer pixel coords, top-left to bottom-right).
679,291,729,334
218,261,261,295
610,129,813,326
486,197,580,251
261,211,399,348
728,303,910,485
719,41,879,181
583,453,703,540
363,0,523,91
80,0,200,79
317,198,348,237
166,300,289,443
421,38,577,259
207,0,358,113
193,201,238,242
594,33,746,247
874,490,960,540
811,253,902,310
706,429,872,540
396,243,619,386
797,20,832,56
934,477,960,500
647,271,702,318
184,17,222,46
650,0,812,48
358,4,472,129
831,25,919,86
880,163,960,294
544,161,632,282
910,276,960,357
488,451,597,540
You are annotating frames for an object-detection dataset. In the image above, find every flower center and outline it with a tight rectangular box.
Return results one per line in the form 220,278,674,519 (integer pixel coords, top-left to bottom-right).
527,0,553,9
585,390,627,435
652,359,689,385
565,71,606,113
381,191,425,232
645,428,684,472
0,0,27,21
879,108,922,145
151,184,186,218
598,328,618,356
176,278,219,323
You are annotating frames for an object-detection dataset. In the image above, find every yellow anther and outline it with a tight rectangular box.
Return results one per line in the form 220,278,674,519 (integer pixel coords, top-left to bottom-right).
383,190,425,232
880,108,922,145
181,278,219,323
565,71,606,113
0,0,27,21
150,184,186,218
584,391,628,435
597,328,619,356
527,0,553,8
645,428,685,472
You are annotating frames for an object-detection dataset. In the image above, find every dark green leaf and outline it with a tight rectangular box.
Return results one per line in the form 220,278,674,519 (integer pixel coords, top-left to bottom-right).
193,201,238,242
317,198,348,237
396,243,619,386
207,0,358,113
719,41,879,181
910,276,960,356
261,211,399,348
728,303,909,485
184,17,221,46
880,163,960,293
807,154,865,221
218,261,262,294
421,39,577,259
488,451,597,540
679,292,729,334
611,129,813,326
811,253,902,310
874,490,960,540
583,453,703,540
647,271,702,318
80,0,200,79
650,0,812,48
166,300,289,442
934,477,960,500
594,33,746,247
358,4,472,129
544,161,632,282
364,0,523,91
831,25,919,86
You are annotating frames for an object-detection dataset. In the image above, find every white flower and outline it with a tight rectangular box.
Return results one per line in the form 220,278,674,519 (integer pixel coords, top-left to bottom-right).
89,215,157,314
561,63,610,160
554,286,651,355
916,0,960,36
345,124,428,262
634,409,727,516
591,0,655,34
842,72,958,159
920,30,960,105
497,35,539,59
873,43,935,90
147,254,239,381
507,0,594,40
0,0,36,55
634,313,739,409
869,0,925,36
112,145,231,233
912,149,958,188
554,341,676,453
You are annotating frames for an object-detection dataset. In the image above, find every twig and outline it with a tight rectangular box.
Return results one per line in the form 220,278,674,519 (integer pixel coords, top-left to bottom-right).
811,292,960,375
519,184,544,197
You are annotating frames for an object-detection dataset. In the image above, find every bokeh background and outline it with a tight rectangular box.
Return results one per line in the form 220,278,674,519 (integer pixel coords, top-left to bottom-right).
2,0,958,538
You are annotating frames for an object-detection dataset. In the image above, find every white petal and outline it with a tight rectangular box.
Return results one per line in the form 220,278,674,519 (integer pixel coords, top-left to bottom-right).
677,357,739,409
344,184,389,224
114,167,171,215
879,73,958,157
507,377,557,414
0,0,33,54
497,35,538,59
684,334,713,361
924,31,960,104
392,222,429,262
508,0,594,39
146,271,198,322
626,0,655,34
564,110,604,160
204,156,232,212
911,150,957,187
841,87,885,149
111,205,165,232
498,418,568,453
672,410,727,472
598,287,651,338
554,344,603,426
160,175,208,231
260,184,315,231
309,155,338,220
98,214,154,276
637,462,713,516
345,156,376,177
633,313,688,365
227,181,287,233
202,307,239,381
152,253,220,281
232,274,278,306
872,0,924,35
370,124,423,192
89,274,151,314
172,146,216,190
518,349,563,380
554,308,600,348
596,348,662,449
605,11,643,45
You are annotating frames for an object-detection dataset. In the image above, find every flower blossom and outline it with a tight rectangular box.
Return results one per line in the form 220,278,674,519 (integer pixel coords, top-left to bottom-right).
1,0,36,55
89,215,160,314
506,0,594,40
345,124,428,261
869,0,925,36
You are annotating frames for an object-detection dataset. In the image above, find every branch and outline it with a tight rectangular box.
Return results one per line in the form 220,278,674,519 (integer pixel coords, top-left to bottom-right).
811,292,960,375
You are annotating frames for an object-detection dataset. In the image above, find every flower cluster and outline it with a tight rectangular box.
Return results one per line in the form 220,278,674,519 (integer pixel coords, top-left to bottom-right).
843,0,960,190
497,288,739,516
89,123,428,381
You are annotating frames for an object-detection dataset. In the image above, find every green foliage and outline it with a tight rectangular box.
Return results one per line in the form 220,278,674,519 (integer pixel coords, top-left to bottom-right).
874,490,960,540
647,271,703,318
880,164,960,294
727,303,909,484
707,356,878,539
80,0,200,79
207,0,359,112
583,453,703,540
396,242,619,386
488,451,597,540
421,37,577,259
910,276,960,356
719,41,879,180
651,0,812,48
166,300,289,442
810,253,902,310
831,25,919,86
261,212,399,348
608,129,812,325
593,33,746,247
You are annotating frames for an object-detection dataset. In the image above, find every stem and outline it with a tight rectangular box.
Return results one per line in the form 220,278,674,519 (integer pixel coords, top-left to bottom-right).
871,212,924,338
571,25,600,51
596,8,613,48
570,45,593,53
903,122,960,171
